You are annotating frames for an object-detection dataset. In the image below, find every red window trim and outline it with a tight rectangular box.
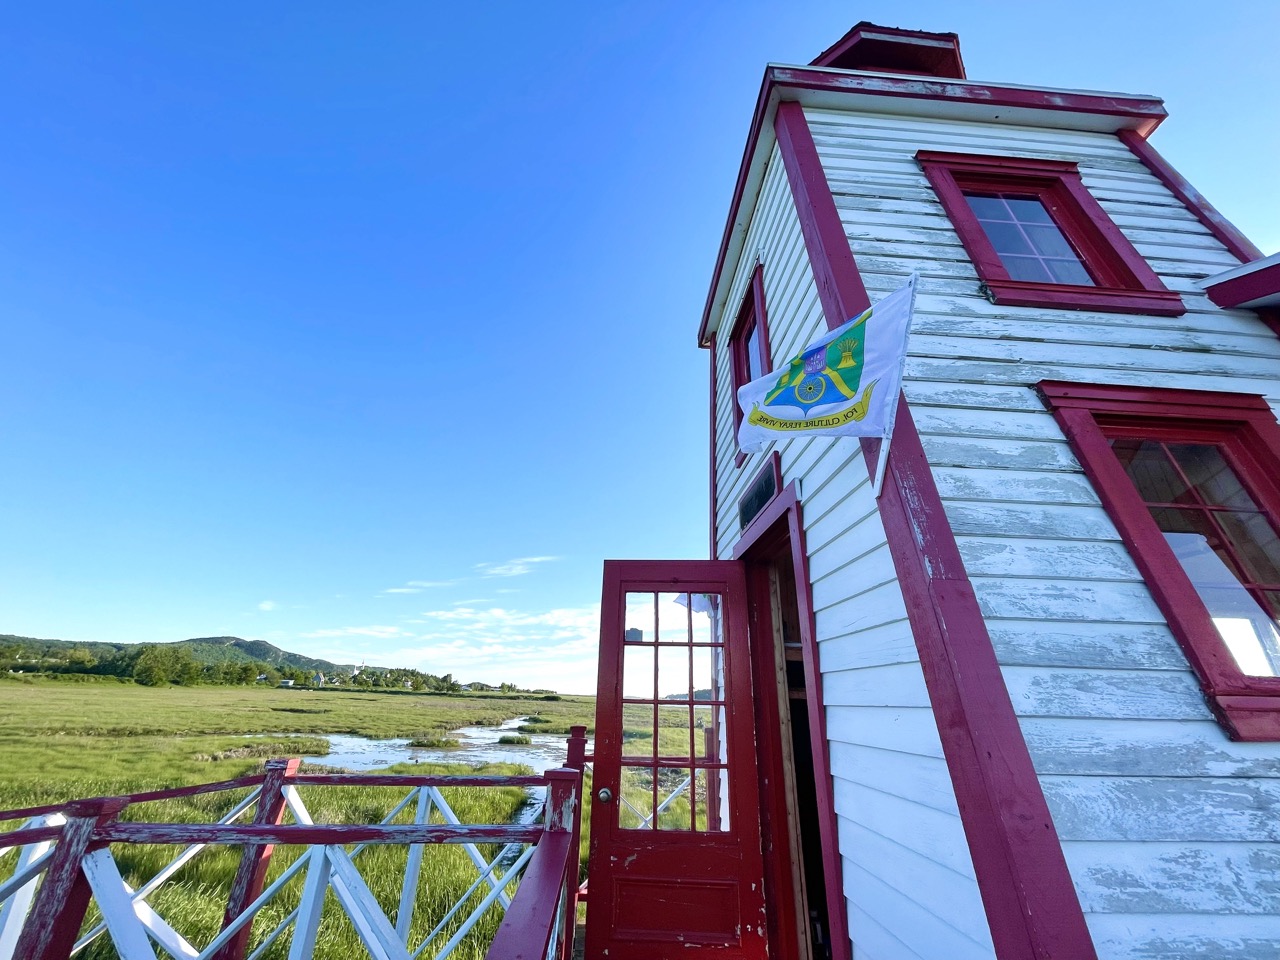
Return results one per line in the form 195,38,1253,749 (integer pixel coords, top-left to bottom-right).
1039,380,1280,741
918,151,1185,316
729,264,772,468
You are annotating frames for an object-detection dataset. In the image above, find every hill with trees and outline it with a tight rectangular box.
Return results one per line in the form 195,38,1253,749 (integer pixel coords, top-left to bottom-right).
0,634,469,692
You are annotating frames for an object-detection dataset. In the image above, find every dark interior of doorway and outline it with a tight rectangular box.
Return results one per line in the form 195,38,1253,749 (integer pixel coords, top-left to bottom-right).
762,549,832,960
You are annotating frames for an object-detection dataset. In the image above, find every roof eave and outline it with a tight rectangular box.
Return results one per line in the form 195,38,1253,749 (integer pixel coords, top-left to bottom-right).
697,66,1168,346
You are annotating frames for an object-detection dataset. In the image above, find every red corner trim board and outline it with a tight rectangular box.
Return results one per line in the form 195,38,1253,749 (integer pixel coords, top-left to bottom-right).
772,99,1098,960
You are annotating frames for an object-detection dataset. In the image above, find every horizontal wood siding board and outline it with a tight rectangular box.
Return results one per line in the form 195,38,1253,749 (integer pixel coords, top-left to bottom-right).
1019,718,1280,778
822,661,933,709
816,619,918,672
944,502,1122,540
971,578,1166,624
829,742,964,817
1041,777,1280,843
1063,840,1280,914
999,664,1210,720
777,101,1093,960
831,779,978,881
825,705,947,758
1084,912,1280,960
955,537,1137,580
985,621,1188,671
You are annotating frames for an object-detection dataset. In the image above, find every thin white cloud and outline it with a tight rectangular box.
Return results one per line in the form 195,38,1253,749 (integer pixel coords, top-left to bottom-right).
474,556,558,578
452,598,494,606
381,579,458,595
258,600,277,612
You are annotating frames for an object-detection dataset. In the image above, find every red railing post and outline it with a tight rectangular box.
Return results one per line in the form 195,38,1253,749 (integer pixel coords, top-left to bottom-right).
545,767,582,960
13,797,128,960
565,725,587,771
564,724,589,955
216,757,301,960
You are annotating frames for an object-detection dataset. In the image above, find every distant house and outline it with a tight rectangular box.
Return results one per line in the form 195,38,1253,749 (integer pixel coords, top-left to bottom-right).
277,679,294,688
311,673,325,687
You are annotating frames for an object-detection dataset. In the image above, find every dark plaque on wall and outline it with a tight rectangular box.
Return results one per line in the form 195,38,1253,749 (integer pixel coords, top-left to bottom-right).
738,452,782,532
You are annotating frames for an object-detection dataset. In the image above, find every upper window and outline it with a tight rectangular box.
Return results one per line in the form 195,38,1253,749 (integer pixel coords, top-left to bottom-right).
729,265,771,466
1040,381,1280,740
918,152,1184,316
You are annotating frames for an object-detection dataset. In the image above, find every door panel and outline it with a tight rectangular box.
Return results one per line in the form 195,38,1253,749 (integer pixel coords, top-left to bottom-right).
585,560,768,960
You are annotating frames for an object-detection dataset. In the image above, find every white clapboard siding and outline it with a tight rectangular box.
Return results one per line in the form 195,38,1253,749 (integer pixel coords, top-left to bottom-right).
710,143,995,959
807,102,1280,958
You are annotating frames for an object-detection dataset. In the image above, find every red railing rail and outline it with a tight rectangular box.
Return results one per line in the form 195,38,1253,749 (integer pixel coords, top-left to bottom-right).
0,725,591,960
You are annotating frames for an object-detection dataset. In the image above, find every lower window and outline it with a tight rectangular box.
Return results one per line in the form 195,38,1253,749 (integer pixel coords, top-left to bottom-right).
1040,381,1280,740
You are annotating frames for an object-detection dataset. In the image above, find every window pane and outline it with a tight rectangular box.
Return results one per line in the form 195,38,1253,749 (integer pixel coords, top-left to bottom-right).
1262,591,1280,620
1216,511,1280,585
1046,258,1094,286
655,768,693,831
1003,197,1054,224
1169,444,1259,510
1023,223,1076,259
657,645,691,701
980,221,1034,256
746,330,764,381
618,766,654,830
965,194,1012,220
624,593,655,645
1112,439,1192,504
1002,256,1053,282
1164,532,1280,677
964,191,1094,288
622,702,655,758
694,769,729,832
657,592,692,644
1148,506,1245,582
622,644,655,701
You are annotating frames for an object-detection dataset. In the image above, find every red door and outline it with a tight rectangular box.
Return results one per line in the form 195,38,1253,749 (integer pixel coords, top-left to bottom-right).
584,560,768,959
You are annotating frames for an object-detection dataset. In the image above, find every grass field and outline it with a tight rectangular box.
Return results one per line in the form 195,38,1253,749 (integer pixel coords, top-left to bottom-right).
0,675,597,958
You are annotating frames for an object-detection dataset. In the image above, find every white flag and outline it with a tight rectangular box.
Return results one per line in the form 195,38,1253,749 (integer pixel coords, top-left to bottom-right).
736,274,916,455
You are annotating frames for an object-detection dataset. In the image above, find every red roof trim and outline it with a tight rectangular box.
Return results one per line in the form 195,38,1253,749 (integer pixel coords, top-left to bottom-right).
698,69,1168,345
773,102,1098,960
769,65,1166,129
810,22,965,79
1204,259,1280,309
1117,129,1263,265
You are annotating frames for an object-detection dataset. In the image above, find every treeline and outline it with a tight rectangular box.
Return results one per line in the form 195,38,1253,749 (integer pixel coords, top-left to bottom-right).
1,643,464,692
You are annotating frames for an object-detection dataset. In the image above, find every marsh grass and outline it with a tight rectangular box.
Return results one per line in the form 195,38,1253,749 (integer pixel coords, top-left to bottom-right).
0,679,596,959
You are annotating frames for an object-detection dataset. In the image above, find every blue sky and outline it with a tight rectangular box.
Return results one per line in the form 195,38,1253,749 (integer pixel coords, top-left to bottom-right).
2,2,1277,694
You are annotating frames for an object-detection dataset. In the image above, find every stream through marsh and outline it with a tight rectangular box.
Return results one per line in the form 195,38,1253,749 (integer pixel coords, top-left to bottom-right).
302,717,585,775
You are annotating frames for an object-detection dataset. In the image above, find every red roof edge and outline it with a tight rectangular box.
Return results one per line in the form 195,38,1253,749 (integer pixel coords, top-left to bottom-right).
811,21,965,79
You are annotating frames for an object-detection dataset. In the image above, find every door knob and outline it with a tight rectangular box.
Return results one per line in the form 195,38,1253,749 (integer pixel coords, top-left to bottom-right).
597,788,613,803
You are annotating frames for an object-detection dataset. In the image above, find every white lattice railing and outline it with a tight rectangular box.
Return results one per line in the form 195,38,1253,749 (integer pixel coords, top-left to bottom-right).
0,727,587,960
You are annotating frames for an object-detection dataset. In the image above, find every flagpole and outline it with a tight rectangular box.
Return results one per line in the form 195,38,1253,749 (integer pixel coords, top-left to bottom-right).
872,273,918,499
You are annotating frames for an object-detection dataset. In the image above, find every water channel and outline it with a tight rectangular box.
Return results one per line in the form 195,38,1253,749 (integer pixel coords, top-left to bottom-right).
302,717,585,775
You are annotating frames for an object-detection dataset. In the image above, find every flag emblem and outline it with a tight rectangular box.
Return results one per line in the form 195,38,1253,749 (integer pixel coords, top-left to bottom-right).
736,274,916,456
763,307,870,415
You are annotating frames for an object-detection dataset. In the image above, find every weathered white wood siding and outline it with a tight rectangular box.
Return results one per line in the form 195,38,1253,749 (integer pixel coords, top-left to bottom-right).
806,105,1280,959
712,143,995,960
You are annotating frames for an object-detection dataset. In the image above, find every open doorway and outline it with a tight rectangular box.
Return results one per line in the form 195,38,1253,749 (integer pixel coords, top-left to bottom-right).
745,538,833,960
733,469,849,960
